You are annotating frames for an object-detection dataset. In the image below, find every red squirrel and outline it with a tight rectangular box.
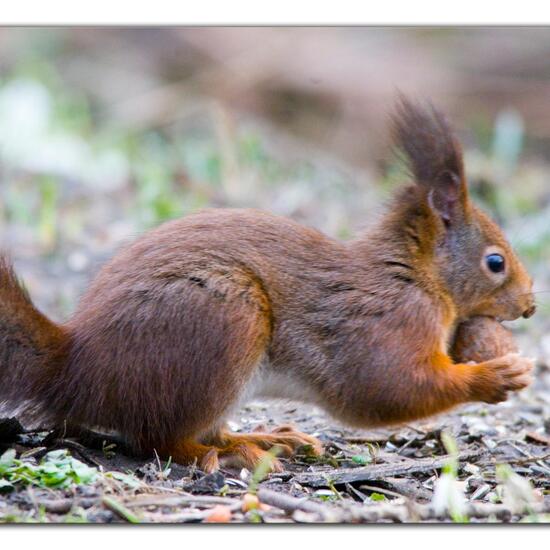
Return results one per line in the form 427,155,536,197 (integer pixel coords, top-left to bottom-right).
0,97,536,472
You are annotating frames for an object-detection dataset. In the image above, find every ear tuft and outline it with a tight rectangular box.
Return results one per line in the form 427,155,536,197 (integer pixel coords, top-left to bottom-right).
391,94,468,222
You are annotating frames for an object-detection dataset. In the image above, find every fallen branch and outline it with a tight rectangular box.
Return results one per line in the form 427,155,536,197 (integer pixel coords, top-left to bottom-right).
257,487,550,523
507,452,550,466
141,501,243,524
257,488,342,522
123,493,242,509
141,510,212,523
291,449,485,487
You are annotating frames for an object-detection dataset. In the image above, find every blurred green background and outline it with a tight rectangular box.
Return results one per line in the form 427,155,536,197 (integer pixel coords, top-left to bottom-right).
1,27,550,356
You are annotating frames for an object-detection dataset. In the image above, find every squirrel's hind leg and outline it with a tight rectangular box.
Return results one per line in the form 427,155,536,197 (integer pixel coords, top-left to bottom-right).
163,425,322,473
160,436,283,473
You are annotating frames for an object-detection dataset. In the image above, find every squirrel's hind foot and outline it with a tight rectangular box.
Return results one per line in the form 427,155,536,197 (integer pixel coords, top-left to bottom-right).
164,425,322,473
215,424,323,470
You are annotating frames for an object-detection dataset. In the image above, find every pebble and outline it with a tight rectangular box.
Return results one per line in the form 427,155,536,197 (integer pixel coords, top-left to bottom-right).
470,483,492,501
86,510,114,523
518,411,540,425
481,437,497,450
466,421,497,436
239,468,251,481
463,463,480,475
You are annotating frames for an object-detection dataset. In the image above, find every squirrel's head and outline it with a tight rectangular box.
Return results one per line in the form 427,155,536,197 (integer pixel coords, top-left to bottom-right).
391,96,535,322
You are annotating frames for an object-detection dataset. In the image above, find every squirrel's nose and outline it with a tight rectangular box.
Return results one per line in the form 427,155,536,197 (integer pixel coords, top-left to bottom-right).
523,304,536,318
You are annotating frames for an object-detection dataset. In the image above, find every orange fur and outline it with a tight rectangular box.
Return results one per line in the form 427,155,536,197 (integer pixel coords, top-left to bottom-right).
163,426,322,473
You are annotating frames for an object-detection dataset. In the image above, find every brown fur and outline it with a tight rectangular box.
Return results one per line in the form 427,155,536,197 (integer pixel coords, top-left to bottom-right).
0,97,536,469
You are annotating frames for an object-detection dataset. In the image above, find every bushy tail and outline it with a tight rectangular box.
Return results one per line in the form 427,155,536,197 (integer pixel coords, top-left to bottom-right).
0,256,68,422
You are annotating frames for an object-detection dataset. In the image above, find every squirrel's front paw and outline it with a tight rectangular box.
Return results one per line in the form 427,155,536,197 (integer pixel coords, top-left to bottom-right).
474,353,534,404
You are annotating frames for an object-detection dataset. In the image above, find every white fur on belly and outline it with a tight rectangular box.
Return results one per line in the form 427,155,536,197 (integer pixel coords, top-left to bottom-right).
244,360,318,405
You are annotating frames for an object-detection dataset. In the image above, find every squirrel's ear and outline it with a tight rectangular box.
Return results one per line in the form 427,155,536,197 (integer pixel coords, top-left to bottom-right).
427,169,465,224
392,95,469,225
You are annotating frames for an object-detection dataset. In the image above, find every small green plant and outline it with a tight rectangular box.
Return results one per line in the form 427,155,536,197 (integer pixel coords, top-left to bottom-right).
102,496,141,524
246,509,263,524
312,489,339,502
0,448,97,491
326,478,343,500
162,455,172,479
441,432,459,477
104,470,142,490
496,463,539,517
431,432,469,523
351,454,371,466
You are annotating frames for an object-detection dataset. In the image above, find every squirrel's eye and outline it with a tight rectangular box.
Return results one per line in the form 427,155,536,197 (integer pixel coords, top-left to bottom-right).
486,253,505,274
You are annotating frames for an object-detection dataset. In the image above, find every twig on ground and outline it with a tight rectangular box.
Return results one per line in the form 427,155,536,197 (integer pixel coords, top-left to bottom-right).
123,493,242,509
509,452,550,466
257,487,550,523
358,484,409,500
102,496,141,523
290,449,486,487
257,488,340,522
